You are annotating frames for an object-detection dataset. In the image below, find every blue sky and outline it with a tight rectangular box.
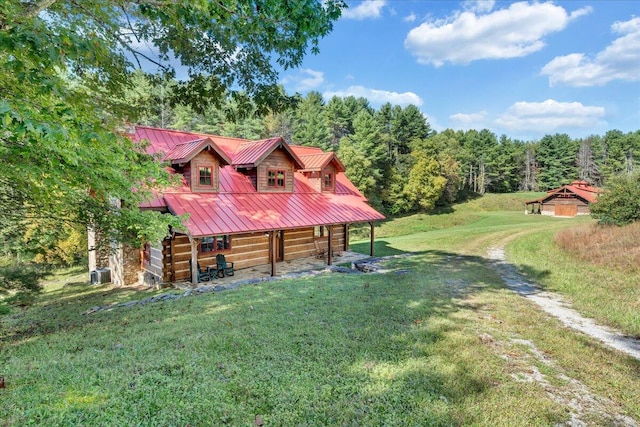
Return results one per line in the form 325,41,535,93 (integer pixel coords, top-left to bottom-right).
278,0,640,141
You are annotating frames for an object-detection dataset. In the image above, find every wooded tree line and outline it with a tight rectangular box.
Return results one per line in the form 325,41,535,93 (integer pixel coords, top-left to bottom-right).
129,73,640,215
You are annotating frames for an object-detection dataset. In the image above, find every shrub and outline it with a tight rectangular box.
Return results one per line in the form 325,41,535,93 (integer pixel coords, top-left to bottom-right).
590,172,640,226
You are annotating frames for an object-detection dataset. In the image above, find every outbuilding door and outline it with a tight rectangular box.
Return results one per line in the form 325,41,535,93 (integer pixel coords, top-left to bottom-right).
555,204,578,217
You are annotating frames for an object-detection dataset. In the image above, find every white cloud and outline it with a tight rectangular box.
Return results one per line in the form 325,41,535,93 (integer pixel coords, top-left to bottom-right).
496,99,606,132
569,6,592,21
323,85,423,106
463,0,495,14
541,16,640,87
403,12,417,23
280,69,325,91
404,2,591,66
450,111,488,126
342,0,387,20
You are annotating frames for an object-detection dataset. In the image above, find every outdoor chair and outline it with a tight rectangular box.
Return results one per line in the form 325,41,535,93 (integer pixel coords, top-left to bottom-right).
216,253,234,278
314,240,327,259
189,259,211,282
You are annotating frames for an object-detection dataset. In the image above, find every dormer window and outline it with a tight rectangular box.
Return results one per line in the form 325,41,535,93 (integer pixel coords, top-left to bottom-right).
199,166,212,186
323,172,334,190
268,170,286,188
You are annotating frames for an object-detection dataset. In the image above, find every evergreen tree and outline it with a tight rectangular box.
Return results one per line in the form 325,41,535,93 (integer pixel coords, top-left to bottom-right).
459,129,499,194
391,105,432,155
599,130,640,181
486,135,524,193
536,133,578,190
325,96,351,150
375,103,395,161
338,110,386,206
293,92,331,149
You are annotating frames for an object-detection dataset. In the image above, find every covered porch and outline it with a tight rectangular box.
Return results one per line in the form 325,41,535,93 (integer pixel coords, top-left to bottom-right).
182,250,371,287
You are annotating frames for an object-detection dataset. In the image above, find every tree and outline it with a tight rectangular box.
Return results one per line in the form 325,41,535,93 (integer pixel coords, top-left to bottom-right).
123,71,177,128
338,111,386,206
576,136,602,186
325,96,370,151
591,172,640,226
421,131,462,204
536,133,578,190
403,150,447,211
263,109,296,144
0,1,345,255
459,129,499,194
325,96,351,150
599,130,640,181
293,91,331,149
486,135,524,193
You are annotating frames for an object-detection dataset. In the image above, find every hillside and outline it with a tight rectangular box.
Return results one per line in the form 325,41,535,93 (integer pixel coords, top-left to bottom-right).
2,194,639,426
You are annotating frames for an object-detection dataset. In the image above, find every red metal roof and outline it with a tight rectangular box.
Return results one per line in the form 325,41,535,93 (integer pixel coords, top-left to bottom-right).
299,152,346,172
164,138,232,165
164,192,385,237
290,145,324,156
232,137,304,169
135,126,384,237
135,126,246,160
525,181,602,205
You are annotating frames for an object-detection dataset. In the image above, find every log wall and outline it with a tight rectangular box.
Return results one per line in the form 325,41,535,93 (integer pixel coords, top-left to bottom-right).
257,148,295,192
159,225,348,283
540,195,589,217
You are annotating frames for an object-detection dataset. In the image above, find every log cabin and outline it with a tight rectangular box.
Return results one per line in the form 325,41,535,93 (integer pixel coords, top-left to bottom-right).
89,126,385,286
524,180,601,217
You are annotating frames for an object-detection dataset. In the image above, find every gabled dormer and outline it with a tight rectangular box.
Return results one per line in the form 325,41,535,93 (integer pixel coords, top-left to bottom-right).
232,137,304,193
164,138,232,193
298,152,346,193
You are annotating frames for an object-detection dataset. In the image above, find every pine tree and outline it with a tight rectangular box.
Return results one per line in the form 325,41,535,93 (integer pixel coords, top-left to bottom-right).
536,133,578,190
293,92,331,149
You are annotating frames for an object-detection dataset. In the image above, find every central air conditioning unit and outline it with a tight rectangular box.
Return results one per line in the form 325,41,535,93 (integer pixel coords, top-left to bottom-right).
90,268,111,285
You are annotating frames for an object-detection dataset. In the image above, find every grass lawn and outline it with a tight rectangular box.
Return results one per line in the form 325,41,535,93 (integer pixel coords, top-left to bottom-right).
2,194,639,426
508,227,640,337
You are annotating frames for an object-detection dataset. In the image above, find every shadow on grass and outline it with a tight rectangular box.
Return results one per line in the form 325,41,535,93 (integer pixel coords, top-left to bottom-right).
1,248,560,425
349,239,408,257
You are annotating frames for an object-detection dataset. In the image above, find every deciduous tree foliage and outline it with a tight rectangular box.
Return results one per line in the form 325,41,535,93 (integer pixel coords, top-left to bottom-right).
0,0,345,254
591,172,640,226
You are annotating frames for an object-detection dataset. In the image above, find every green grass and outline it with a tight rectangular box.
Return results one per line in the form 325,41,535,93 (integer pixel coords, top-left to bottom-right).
508,229,640,337
2,193,639,426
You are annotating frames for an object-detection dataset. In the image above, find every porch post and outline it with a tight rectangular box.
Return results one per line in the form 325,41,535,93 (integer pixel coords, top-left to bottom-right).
189,237,199,287
344,224,349,251
327,225,333,266
369,221,375,257
169,235,176,282
270,231,276,277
